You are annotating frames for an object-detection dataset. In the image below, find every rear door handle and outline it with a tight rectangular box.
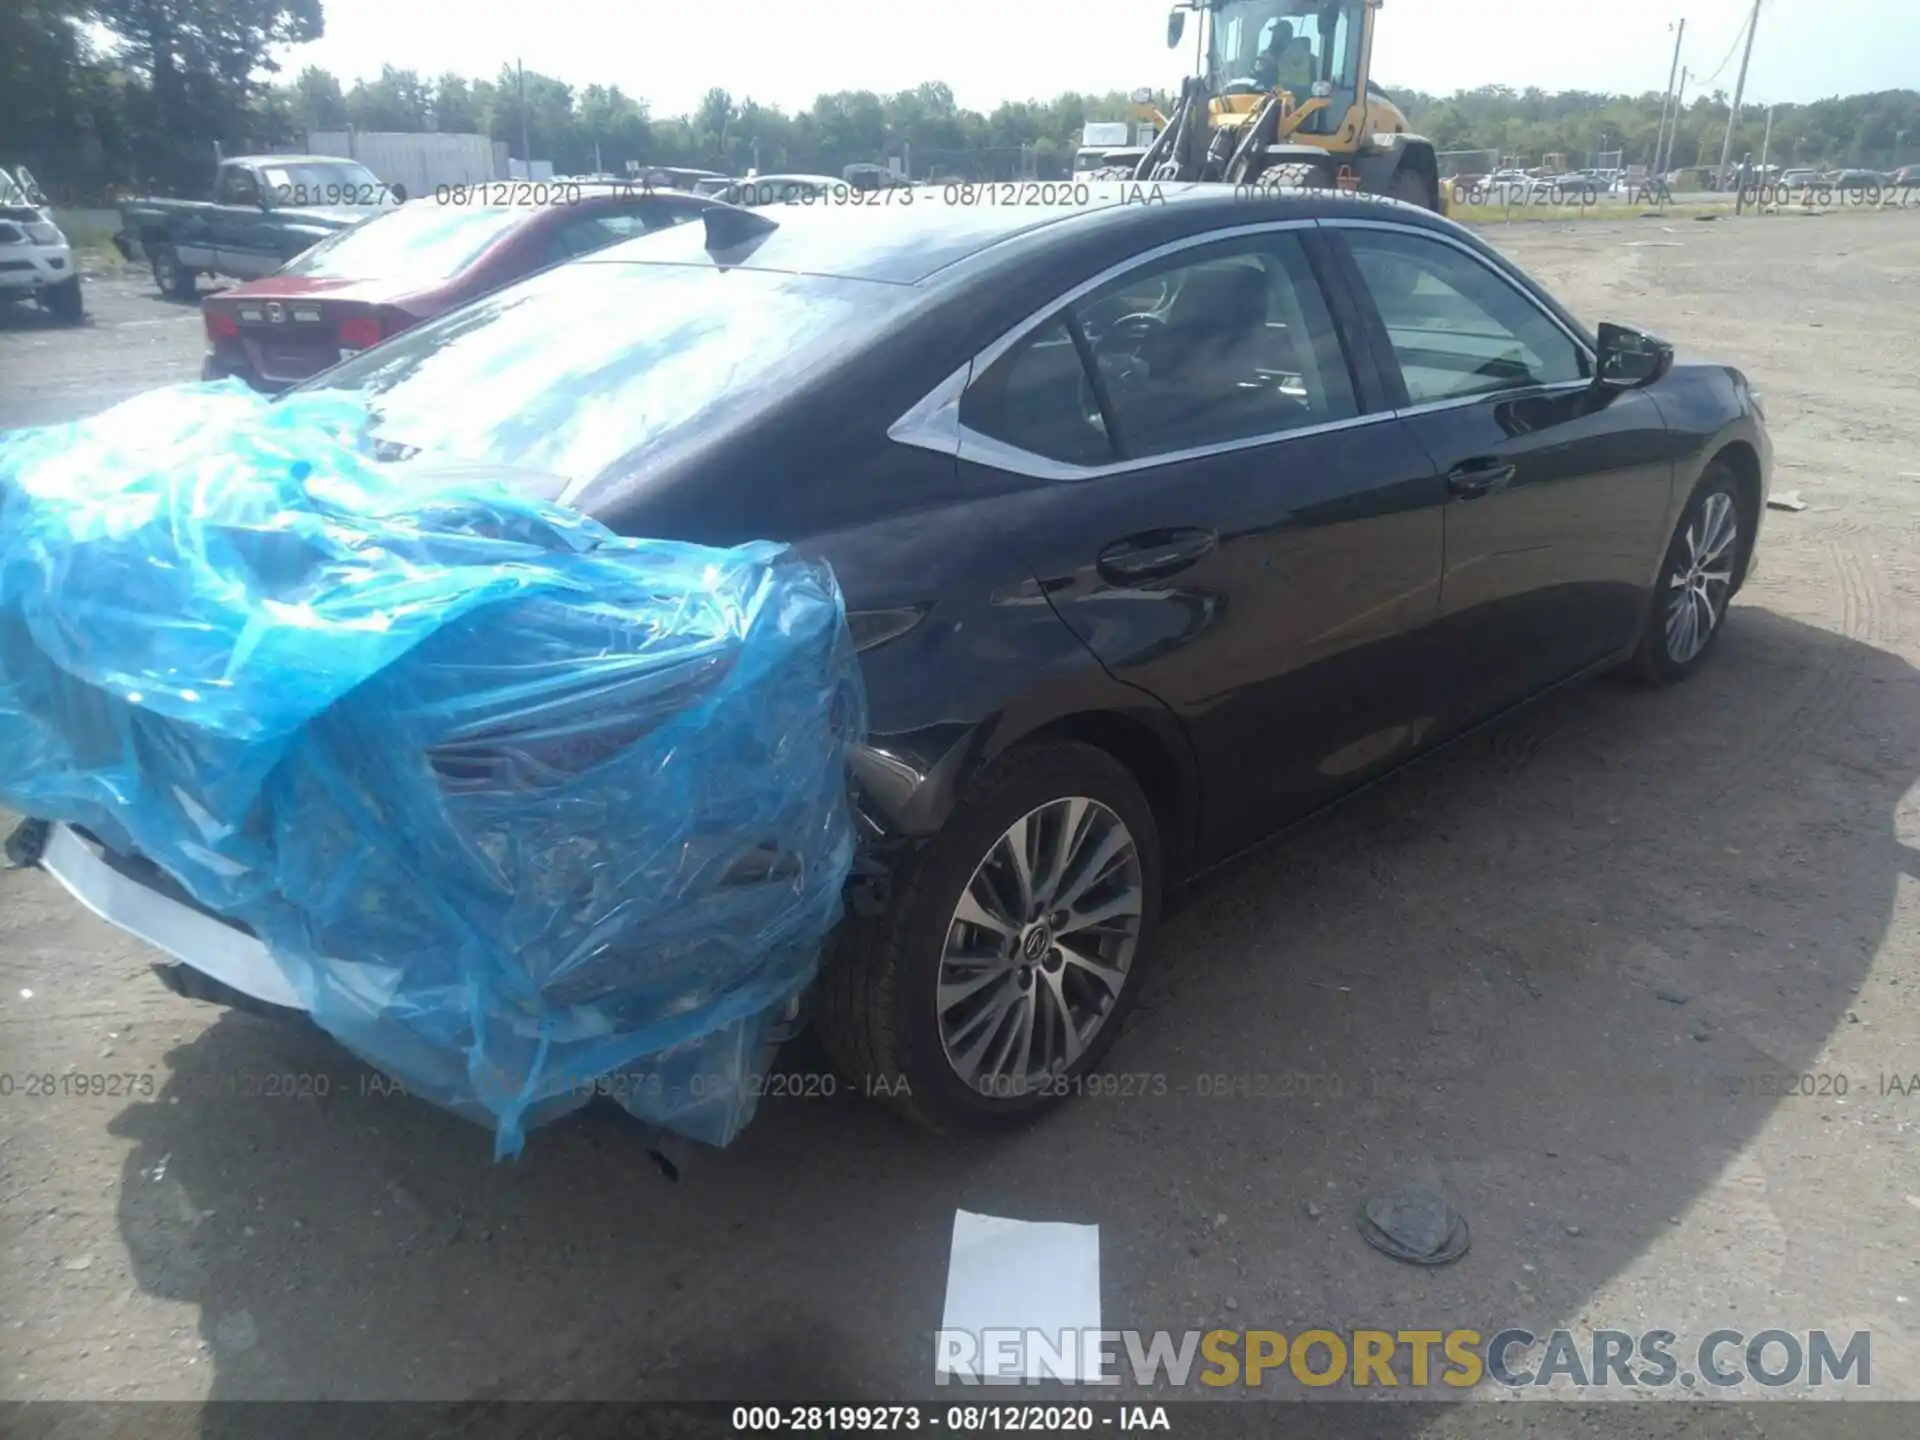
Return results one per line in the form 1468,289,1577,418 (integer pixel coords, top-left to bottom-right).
1446,458,1518,500
1096,527,1218,585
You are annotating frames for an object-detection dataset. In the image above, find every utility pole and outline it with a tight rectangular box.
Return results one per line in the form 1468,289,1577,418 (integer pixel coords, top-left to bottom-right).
1759,104,1775,172
1659,67,1690,175
517,60,530,171
1716,0,1762,190
1655,18,1686,179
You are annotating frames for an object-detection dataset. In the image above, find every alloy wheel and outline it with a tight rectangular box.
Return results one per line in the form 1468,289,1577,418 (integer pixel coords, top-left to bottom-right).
1665,491,1740,665
936,796,1143,1097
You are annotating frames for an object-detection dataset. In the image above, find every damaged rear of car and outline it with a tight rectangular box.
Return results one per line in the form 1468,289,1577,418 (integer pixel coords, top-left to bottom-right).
0,376,866,1159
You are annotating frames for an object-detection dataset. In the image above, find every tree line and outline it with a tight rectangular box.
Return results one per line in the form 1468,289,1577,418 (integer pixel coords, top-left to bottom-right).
1402,83,1920,177
6,1,1918,200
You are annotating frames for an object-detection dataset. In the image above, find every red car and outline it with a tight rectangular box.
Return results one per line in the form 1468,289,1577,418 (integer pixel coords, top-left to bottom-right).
201,186,716,391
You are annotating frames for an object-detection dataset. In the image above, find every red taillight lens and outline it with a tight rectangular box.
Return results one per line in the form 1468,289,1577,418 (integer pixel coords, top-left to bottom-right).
338,314,382,348
204,308,238,341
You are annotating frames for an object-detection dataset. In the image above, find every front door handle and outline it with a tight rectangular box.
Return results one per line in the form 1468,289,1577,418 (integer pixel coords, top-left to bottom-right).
1446,458,1518,500
1096,527,1218,585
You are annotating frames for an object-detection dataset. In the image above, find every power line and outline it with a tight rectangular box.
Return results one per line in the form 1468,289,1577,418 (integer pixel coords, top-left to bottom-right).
1696,7,1753,90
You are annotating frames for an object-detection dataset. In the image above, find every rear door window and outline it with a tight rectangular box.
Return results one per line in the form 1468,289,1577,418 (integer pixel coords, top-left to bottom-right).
961,320,1113,465
962,231,1357,468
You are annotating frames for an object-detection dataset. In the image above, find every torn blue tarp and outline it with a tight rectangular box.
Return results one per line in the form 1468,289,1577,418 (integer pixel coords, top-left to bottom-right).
0,380,865,1157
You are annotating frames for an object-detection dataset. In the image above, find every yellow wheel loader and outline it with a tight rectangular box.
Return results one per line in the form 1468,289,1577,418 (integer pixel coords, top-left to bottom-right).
1130,0,1444,212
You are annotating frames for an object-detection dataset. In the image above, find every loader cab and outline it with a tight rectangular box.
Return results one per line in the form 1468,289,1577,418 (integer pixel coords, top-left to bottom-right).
1192,0,1370,140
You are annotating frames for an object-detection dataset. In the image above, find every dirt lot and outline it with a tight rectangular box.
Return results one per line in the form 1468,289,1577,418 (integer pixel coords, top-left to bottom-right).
3,214,1920,1422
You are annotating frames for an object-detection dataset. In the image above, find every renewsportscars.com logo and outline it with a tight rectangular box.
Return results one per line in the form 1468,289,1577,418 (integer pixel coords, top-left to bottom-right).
935,1327,1872,1391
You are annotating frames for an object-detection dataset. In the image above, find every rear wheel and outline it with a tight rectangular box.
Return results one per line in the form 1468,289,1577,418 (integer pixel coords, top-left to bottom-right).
41,276,83,323
1634,463,1748,683
1388,165,1439,211
817,741,1162,1131
151,247,196,301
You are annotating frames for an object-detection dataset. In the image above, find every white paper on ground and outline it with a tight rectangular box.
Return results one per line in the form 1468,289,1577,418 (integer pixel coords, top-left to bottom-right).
936,1209,1102,1382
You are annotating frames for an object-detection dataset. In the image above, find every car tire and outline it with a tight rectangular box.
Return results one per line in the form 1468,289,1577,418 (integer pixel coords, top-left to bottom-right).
1633,462,1749,684
41,276,84,324
817,741,1163,1132
151,247,196,301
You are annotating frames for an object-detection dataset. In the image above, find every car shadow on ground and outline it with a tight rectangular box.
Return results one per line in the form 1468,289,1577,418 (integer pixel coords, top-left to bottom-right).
0,276,213,334
0,301,88,332
104,607,1917,1423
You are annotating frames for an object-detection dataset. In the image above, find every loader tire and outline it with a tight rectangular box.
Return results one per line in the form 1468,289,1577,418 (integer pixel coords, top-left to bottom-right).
1387,165,1440,211
1254,163,1333,194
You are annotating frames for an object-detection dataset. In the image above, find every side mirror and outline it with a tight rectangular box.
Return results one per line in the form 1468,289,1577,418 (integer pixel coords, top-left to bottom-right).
389,182,408,204
1167,9,1186,47
1595,322,1674,389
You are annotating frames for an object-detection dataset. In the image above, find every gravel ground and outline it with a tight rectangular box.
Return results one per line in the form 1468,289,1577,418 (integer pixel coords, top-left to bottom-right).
2,214,1919,1423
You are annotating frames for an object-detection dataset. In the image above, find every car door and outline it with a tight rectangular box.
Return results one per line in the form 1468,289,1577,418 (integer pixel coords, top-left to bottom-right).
170,170,230,274
210,164,271,277
951,225,1447,863
1327,220,1676,731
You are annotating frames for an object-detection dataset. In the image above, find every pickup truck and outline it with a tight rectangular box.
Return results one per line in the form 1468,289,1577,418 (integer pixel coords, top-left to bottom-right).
114,155,405,299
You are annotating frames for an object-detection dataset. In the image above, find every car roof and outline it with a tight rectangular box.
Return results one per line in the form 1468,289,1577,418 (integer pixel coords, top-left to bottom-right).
385,186,705,213
569,182,706,199
228,154,368,167
579,182,1451,286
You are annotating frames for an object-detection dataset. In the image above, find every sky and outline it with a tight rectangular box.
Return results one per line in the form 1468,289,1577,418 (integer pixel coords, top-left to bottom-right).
275,0,1917,117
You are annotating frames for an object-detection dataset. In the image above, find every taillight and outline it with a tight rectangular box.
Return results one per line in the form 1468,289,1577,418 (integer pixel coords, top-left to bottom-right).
338,314,382,348
204,308,239,341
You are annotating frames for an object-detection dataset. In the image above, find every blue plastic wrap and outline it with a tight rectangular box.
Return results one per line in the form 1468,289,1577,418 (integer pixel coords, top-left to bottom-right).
0,380,866,1156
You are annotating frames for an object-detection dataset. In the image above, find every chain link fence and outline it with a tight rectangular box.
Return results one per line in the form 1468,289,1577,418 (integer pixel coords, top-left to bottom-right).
906,147,1055,183
1437,149,1499,181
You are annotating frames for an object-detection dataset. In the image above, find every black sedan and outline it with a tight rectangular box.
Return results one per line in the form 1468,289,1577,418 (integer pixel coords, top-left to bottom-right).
86,185,1774,1131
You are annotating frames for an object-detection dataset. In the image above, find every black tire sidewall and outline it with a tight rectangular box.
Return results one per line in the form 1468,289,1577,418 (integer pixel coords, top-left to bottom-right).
1259,163,1332,192
1389,167,1436,210
43,277,83,322
889,744,1163,1129
153,248,192,299
1641,466,1746,683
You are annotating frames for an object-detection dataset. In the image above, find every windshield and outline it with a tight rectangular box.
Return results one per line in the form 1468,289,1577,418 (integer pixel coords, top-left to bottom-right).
297,260,908,490
258,160,383,203
283,203,526,283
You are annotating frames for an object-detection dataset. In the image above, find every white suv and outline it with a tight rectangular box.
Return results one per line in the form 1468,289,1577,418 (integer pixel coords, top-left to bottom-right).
0,166,82,323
